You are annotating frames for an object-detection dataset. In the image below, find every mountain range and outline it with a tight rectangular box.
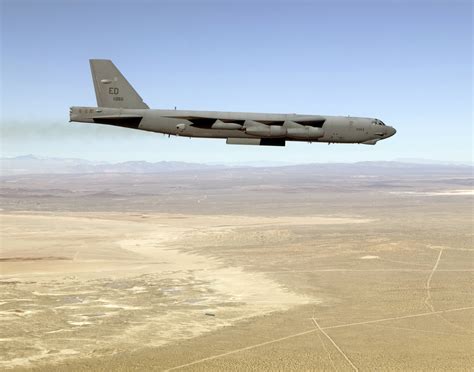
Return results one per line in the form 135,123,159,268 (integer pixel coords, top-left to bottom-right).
1,155,472,176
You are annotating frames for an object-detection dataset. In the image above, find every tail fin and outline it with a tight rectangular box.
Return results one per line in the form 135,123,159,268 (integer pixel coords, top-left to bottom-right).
90,59,149,109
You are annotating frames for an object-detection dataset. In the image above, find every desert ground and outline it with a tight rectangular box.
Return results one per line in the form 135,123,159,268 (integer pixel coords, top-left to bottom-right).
0,161,473,371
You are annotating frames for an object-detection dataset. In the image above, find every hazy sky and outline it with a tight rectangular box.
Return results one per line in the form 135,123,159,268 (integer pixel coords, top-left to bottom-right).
1,0,472,163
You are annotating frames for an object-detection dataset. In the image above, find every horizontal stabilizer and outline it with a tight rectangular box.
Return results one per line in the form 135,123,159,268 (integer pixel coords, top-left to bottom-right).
93,115,143,128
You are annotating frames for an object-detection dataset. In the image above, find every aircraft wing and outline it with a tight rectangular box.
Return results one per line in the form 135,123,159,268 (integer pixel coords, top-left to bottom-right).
92,115,143,128
292,118,326,127
167,116,325,128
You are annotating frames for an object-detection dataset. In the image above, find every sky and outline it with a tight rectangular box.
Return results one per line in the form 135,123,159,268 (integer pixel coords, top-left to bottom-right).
1,0,472,164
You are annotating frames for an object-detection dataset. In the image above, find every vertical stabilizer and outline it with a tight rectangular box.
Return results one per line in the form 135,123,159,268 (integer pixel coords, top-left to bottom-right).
90,59,149,109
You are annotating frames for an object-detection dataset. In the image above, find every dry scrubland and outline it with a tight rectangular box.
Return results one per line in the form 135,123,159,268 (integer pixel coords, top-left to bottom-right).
0,162,473,371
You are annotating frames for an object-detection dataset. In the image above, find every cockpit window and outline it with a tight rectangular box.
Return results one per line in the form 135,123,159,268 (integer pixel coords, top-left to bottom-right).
373,119,386,126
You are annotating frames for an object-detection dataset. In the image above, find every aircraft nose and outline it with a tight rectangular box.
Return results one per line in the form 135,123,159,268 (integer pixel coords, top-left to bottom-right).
386,126,396,138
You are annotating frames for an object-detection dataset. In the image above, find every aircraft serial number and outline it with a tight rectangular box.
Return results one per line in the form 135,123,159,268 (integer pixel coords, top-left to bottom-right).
113,97,124,101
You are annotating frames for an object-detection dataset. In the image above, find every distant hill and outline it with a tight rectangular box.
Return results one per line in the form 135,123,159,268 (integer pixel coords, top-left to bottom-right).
0,155,221,175
0,155,472,176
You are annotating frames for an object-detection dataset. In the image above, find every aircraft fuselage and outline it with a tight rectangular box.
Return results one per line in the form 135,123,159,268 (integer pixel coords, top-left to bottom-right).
70,106,396,146
69,60,396,147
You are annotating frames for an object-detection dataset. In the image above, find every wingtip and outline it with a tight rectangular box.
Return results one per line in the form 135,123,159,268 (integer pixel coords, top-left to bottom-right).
89,58,113,63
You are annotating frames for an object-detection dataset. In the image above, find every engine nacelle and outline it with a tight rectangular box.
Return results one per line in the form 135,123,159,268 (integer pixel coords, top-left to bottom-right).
287,126,324,140
176,123,187,133
245,125,287,138
211,120,242,130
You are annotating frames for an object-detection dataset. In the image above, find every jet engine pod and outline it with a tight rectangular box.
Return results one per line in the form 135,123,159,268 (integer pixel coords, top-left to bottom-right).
244,120,287,138
287,126,324,140
211,120,242,130
176,123,187,133
245,125,287,138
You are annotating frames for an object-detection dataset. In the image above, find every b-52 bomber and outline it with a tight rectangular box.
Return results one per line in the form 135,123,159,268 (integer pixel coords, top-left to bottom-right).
70,60,396,146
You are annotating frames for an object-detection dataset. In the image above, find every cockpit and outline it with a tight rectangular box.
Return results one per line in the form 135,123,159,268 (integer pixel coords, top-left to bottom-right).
372,119,386,126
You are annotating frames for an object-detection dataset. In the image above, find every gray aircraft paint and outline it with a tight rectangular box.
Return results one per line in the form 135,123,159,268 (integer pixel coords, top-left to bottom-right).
70,60,396,146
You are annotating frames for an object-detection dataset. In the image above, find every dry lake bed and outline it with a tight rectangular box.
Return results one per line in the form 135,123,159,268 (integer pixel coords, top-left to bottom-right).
1,160,472,371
